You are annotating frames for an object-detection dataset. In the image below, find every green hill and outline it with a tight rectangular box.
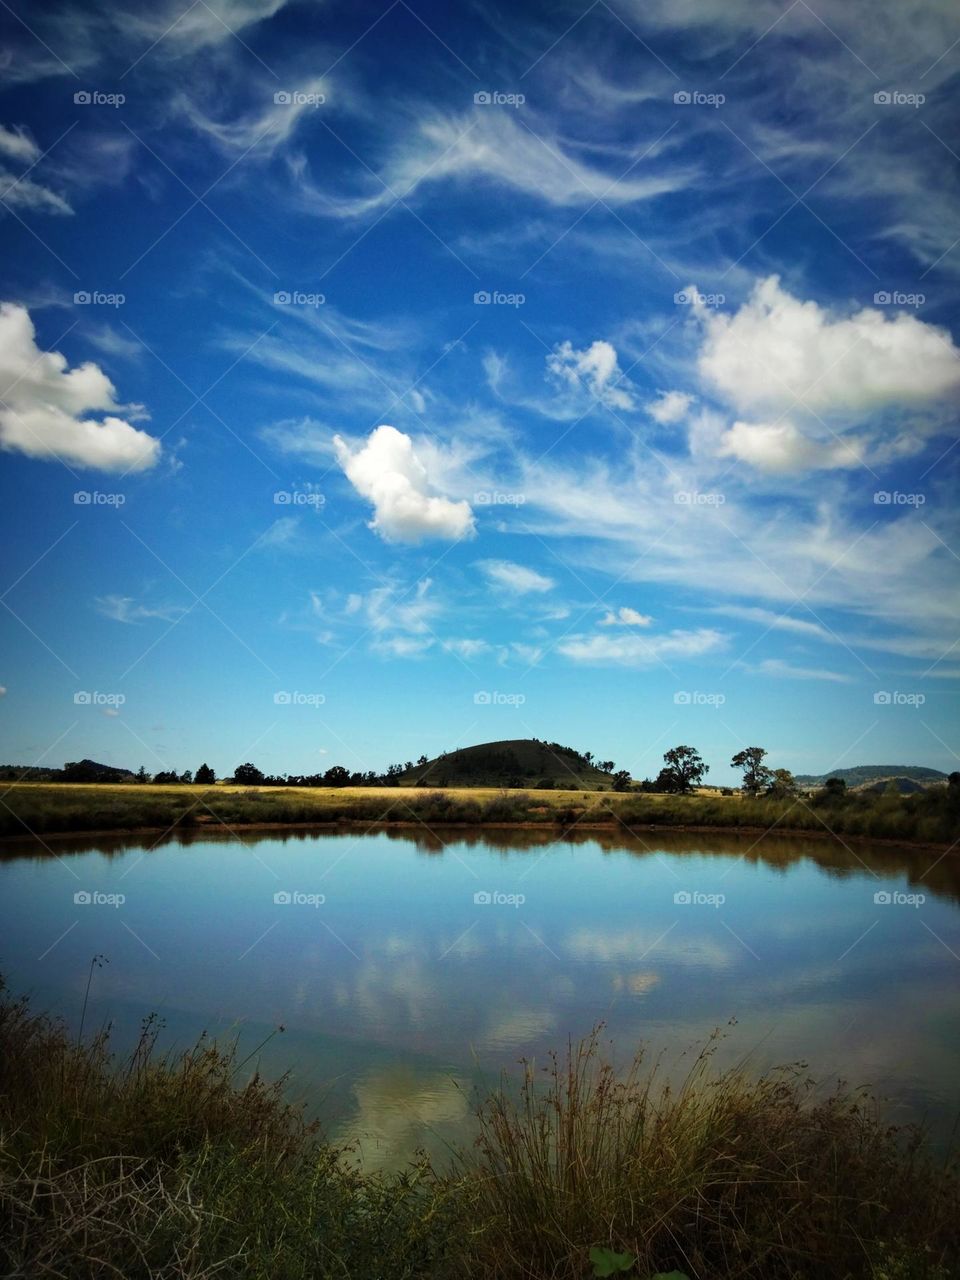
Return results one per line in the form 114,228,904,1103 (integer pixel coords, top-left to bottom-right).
398,739,617,789
794,765,948,788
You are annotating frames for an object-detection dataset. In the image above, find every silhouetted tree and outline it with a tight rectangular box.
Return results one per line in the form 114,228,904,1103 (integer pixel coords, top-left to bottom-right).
612,769,632,792
195,763,216,785
233,762,264,785
766,767,797,799
660,745,708,793
731,747,773,796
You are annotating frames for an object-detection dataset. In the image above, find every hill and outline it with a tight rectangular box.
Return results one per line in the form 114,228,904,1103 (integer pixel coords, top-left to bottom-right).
794,765,948,788
397,739,618,788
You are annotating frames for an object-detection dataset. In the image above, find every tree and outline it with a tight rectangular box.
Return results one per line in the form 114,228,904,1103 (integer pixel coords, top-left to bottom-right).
661,745,708,794
136,765,149,782
233,762,264,785
322,765,351,787
180,769,193,784
599,760,615,773
766,768,797,799
612,769,632,792
195,763,216,785
731,747,772,797
822,776,847,801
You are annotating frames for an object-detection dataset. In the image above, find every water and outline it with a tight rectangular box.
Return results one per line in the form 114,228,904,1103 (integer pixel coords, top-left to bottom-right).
2,826,958,1168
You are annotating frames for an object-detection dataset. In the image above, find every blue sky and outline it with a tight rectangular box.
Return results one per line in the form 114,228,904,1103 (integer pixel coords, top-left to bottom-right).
0,0,958,785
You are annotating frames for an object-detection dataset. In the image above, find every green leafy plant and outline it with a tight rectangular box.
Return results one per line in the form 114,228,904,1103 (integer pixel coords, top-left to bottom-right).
589,1245,636,1276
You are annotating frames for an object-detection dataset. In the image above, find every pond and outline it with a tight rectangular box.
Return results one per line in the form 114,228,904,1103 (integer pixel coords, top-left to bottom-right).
1,825,958,1168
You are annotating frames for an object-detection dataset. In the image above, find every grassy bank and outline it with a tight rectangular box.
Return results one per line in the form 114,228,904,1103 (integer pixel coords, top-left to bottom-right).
1,984,958,1279
1,780,959,846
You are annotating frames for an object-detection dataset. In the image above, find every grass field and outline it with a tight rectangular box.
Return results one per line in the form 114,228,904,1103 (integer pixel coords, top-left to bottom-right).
1,779,958,846
0,778,957,849
2,980,957,1279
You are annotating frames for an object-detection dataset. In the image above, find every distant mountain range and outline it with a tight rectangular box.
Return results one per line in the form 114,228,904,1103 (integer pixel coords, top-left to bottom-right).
794,765,949,789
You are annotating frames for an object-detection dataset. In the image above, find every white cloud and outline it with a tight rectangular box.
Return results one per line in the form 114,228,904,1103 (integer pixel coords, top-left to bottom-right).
177,76,329,155
333,425,474,544
303,108,689,218
697,275,960,416
259,516,299,548
0,168,72,215
547,339,634,410
0,303,160,472
443,637,491,658
753,658,852,683
0,124,39,163
557,627,726,666
95,595,186,624
599,607,652,626
646,389,692,424
349,578,439,658
718,420,867,474
706,605,829,640
478,560,554,594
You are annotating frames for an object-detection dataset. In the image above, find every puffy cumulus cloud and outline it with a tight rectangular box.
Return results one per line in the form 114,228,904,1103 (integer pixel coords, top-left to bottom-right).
646,389,692,424
557,627,725,666
599,606,652,626
696,276,960,416
718,421,867,474
478,560,554,594
547,339,634,410
333,425,475,544
0,303,160,471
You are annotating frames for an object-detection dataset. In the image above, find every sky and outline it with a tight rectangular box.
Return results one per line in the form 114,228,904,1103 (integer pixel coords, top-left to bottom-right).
0,0,958,786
